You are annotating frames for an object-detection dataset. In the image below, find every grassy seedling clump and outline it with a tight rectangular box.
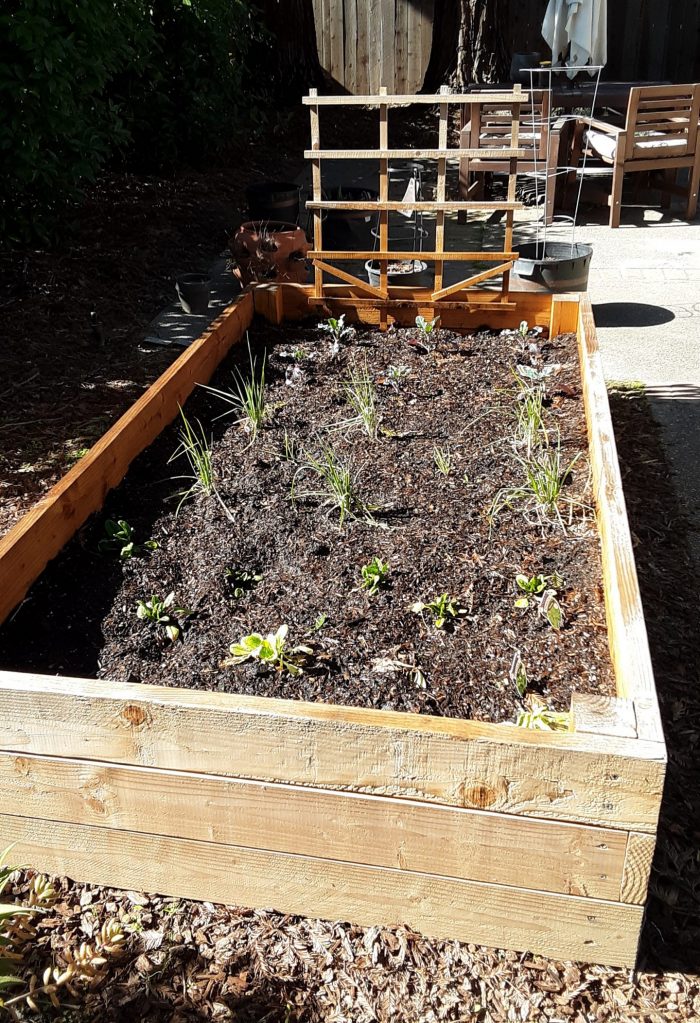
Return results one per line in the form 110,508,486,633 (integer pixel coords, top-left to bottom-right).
224,624,311,676
203,342,267,443
360,556,389,595
512,374,548,456
412,593,465,630
98,518,158,560
344,359,380,439
136,592,192,642
318,314,354,357
292,442,377,526
489,441,584,532
433,446,453,477
415,315,439,339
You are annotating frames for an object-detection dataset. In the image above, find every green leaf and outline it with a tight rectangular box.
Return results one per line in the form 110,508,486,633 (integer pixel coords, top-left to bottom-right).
514,597,529,609
546,599,563,631
0,903,31,921
165,624,179,642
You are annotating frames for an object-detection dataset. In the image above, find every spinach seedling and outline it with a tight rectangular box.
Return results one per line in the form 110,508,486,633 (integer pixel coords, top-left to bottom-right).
225,567,262,599
514,572,564,630
360,557,390,595
411,593,465,630
99,519,158,560
387,364,411,388
136,593,192,642
224,624,312,676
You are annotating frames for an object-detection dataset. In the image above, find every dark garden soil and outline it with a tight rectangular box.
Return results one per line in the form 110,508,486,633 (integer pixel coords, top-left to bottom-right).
0,319,614,723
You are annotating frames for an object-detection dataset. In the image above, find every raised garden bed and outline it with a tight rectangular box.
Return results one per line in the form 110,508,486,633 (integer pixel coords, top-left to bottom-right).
0,284,665,966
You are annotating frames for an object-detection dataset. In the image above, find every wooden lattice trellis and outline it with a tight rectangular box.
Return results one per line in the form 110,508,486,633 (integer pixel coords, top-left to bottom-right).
303,86,528,317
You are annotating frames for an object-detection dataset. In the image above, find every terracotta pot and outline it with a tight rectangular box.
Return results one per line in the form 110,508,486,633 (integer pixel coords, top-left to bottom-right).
231,220,309,286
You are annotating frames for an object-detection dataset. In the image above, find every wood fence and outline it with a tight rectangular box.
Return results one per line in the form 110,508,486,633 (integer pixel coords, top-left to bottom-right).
312,0,434,94
313,0,700,94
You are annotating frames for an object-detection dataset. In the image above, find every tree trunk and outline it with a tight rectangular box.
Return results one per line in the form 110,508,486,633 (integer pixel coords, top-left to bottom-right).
259,0,324,96
423,0,511,90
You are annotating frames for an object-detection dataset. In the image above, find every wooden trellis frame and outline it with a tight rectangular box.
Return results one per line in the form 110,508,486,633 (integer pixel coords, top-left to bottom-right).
303,86,528,315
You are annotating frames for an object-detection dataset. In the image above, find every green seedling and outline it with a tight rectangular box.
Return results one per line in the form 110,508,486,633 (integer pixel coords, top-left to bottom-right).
411,593,465,630
98,518,158,560
387,364,411,388
516,363,560,385
509,649,528,697
169,410,220,513
415,315,439,338
360,557,390,595
318,314,354,357
518,320,529,338
344,359,380,439
224,624,312,676
512,372,548,456
514,573,564,630
372,656,426,689
516,695,570,731
136,592,192,642
291,442,377,526
433,446,453,477
224,567,262,598
281,428,301,463
202,342,267,443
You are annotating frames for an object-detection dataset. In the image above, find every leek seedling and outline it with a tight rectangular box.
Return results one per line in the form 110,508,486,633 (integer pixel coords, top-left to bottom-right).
291,443,377,526
489,442,585,531
433,446,453,477
344,360,380,439
202,341,267,443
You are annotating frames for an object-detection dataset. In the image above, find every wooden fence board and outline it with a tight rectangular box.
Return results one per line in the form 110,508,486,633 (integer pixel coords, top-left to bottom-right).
0,813,644,965
0,751,628,899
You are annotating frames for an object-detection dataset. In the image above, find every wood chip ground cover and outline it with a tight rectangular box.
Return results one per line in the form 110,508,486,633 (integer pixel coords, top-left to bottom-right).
0,319,614,722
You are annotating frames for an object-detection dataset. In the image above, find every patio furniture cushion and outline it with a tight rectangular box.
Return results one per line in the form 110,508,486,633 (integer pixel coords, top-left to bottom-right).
585,129,687,161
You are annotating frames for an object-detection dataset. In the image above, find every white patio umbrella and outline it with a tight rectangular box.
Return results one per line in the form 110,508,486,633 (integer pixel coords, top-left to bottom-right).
542,0,607,78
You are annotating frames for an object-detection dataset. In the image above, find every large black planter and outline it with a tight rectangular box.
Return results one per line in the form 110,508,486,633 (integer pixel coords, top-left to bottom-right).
514,242,593,293
176,273,211,315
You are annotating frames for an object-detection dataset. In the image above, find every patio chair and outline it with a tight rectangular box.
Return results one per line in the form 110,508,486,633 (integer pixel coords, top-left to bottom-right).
569,83,700,227
458,90,565,225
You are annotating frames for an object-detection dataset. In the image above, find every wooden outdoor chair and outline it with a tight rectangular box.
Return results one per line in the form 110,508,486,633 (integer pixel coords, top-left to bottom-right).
569,83,700,227
458,90,564,225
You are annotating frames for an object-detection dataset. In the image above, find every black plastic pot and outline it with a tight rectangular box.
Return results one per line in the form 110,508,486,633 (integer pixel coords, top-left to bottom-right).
246,181,300,223
510,52,541,84
176,273,211,315
513,242,593,293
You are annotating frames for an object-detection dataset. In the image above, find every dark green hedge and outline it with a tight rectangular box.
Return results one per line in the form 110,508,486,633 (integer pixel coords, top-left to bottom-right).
0,0,268,244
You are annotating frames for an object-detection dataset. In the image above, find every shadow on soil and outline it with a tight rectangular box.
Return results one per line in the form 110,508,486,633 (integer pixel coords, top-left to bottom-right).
608,384,700,974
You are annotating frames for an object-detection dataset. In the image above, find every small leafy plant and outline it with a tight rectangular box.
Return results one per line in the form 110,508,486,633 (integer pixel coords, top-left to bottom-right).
318,314,354,357
291,443,377,526
0,847,126,1015
136,592,192,642
387,364,411,388
518,320,529,338
224,567,262,598
509,649,529,697
360,556,390,595
517,694,571,731
98,519,158,560
514,573,564,630
433,446,453,477
415,315,439,338
344,360,380,439
412,593,465,630
224,624,311,676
